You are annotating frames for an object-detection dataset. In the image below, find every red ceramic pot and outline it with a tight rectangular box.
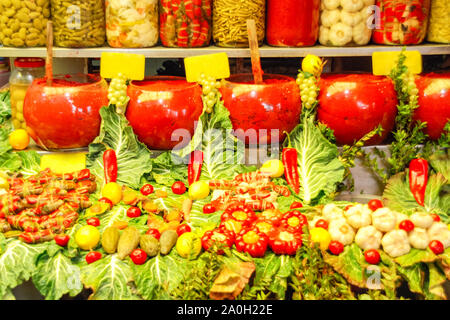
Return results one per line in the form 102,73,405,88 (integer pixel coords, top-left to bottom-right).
126,76,203,150
23,74,108,149
317,74,398,145
220,74,301,145
414,73,450,140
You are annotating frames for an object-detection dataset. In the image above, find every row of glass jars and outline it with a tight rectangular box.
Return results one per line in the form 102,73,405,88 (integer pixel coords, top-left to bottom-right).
0,0,448,48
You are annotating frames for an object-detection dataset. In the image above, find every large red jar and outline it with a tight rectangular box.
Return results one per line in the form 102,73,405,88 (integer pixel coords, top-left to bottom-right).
317,74,398,145
414,73,450,140
126,76,203,150
266,0,320,47
220,74,301,145
23,74,108,149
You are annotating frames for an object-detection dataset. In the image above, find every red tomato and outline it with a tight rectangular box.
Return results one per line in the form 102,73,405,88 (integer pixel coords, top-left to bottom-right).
86,217,100,227
430,214,441,222
176,224,191,236
85,251,102,264
290,201,303,209
364,249,381,265
414,74,450,140
368,199,383,211
146,228,161,239
315,219,329,230
328,240,344,255
54,234,70,247
399,220,415,232
130,249,147,265
171,181,187,195
140,184,154,196
203,203,216,214
318,74,397,145
98,197,113,209
429,240,444,255
127,206,141,218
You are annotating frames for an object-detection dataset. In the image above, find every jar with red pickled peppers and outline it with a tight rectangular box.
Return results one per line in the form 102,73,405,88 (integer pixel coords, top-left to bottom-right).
160,0,212,47
267,0,320,47
372,0,431,45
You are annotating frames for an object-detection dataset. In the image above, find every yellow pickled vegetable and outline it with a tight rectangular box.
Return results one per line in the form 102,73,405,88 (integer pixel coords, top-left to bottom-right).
427,0,450,44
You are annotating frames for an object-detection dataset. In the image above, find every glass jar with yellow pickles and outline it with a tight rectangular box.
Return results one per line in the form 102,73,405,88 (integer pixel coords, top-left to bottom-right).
213,0,265,47
427,0,450,43
9,58,45,130
51,0,106,48
0,0,50,47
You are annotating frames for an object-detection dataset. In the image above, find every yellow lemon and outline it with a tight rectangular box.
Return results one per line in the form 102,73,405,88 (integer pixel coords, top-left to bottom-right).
260,159,284,178
176,232,202,259
75,225,100,250
188,181,210,200
302,54,324,77
101,182,122,205
9,129,30,150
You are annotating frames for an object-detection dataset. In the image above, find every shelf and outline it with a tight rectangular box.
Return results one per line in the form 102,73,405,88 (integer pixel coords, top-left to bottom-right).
1,43,449,58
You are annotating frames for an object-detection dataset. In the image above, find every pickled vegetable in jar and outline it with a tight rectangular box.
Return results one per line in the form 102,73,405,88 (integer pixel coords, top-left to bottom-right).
160,0,212,47
373,0,431,45
51,0,106,48
267,0,320,47
9,58,45,130
106,0,158,48
319,0,376,46
213,0,265,48
0,0,50,48
427,0,450,44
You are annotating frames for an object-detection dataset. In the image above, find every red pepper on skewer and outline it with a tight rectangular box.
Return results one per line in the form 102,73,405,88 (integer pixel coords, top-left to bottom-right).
188,150,203,185
282,132,300,194
408,158,428,207
103,149,118,184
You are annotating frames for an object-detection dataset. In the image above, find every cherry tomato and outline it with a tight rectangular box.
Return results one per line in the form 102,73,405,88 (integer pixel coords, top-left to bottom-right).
344,205,353,211
172,181,187,195
176,224,191,236
429,240,444,255
203,203,216,214
398,219,414,232
328,240,344,255
430,214,441,222
86,217,100,227
140,184,154,196
290,202,303,209
54,234,70,247
146,228,161,240
98,197,114,209
364,249,381,264
315,219,329,230
368,199,383,211
85,251,102,264
127,206,141,218
130,249,147,265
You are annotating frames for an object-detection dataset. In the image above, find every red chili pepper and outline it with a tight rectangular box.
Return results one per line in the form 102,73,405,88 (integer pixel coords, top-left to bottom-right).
269,228,302,255
234,228,269,258
76,169,91,181
103,149,118,184
201,228,234,254
188,150,203,185
408,158,428,207
290,201,303,209
282,132,300,194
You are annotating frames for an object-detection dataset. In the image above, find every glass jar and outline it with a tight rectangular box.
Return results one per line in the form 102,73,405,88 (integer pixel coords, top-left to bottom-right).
319,0,375,46
213,0,265,48
267,0,320,47
0,0,50,47
427,0,450,44
106,0,159,48
126,76,203,150
160,0,212,47
373,0,431,45
219,74,301,145
23,74,109,149
9,58,45,130
51,0,106,48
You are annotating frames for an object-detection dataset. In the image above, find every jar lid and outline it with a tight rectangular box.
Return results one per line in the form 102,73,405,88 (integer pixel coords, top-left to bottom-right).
14,57,45,68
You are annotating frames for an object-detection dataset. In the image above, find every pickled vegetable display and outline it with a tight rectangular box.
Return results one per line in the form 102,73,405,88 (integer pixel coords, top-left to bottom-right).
160,0,212,48
0,0,50,47
106,0,158,48
51,0,106,48
319,0,375,46
373,0,431,45
213,0,265,48
427,0,450,44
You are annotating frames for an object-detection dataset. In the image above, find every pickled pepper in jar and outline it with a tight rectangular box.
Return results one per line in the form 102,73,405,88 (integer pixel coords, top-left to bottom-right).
160,0,212,47
267,0,320,47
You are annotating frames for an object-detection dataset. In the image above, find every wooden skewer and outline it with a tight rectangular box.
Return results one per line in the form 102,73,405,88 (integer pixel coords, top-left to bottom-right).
46,21,53,86
246,19,263,85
